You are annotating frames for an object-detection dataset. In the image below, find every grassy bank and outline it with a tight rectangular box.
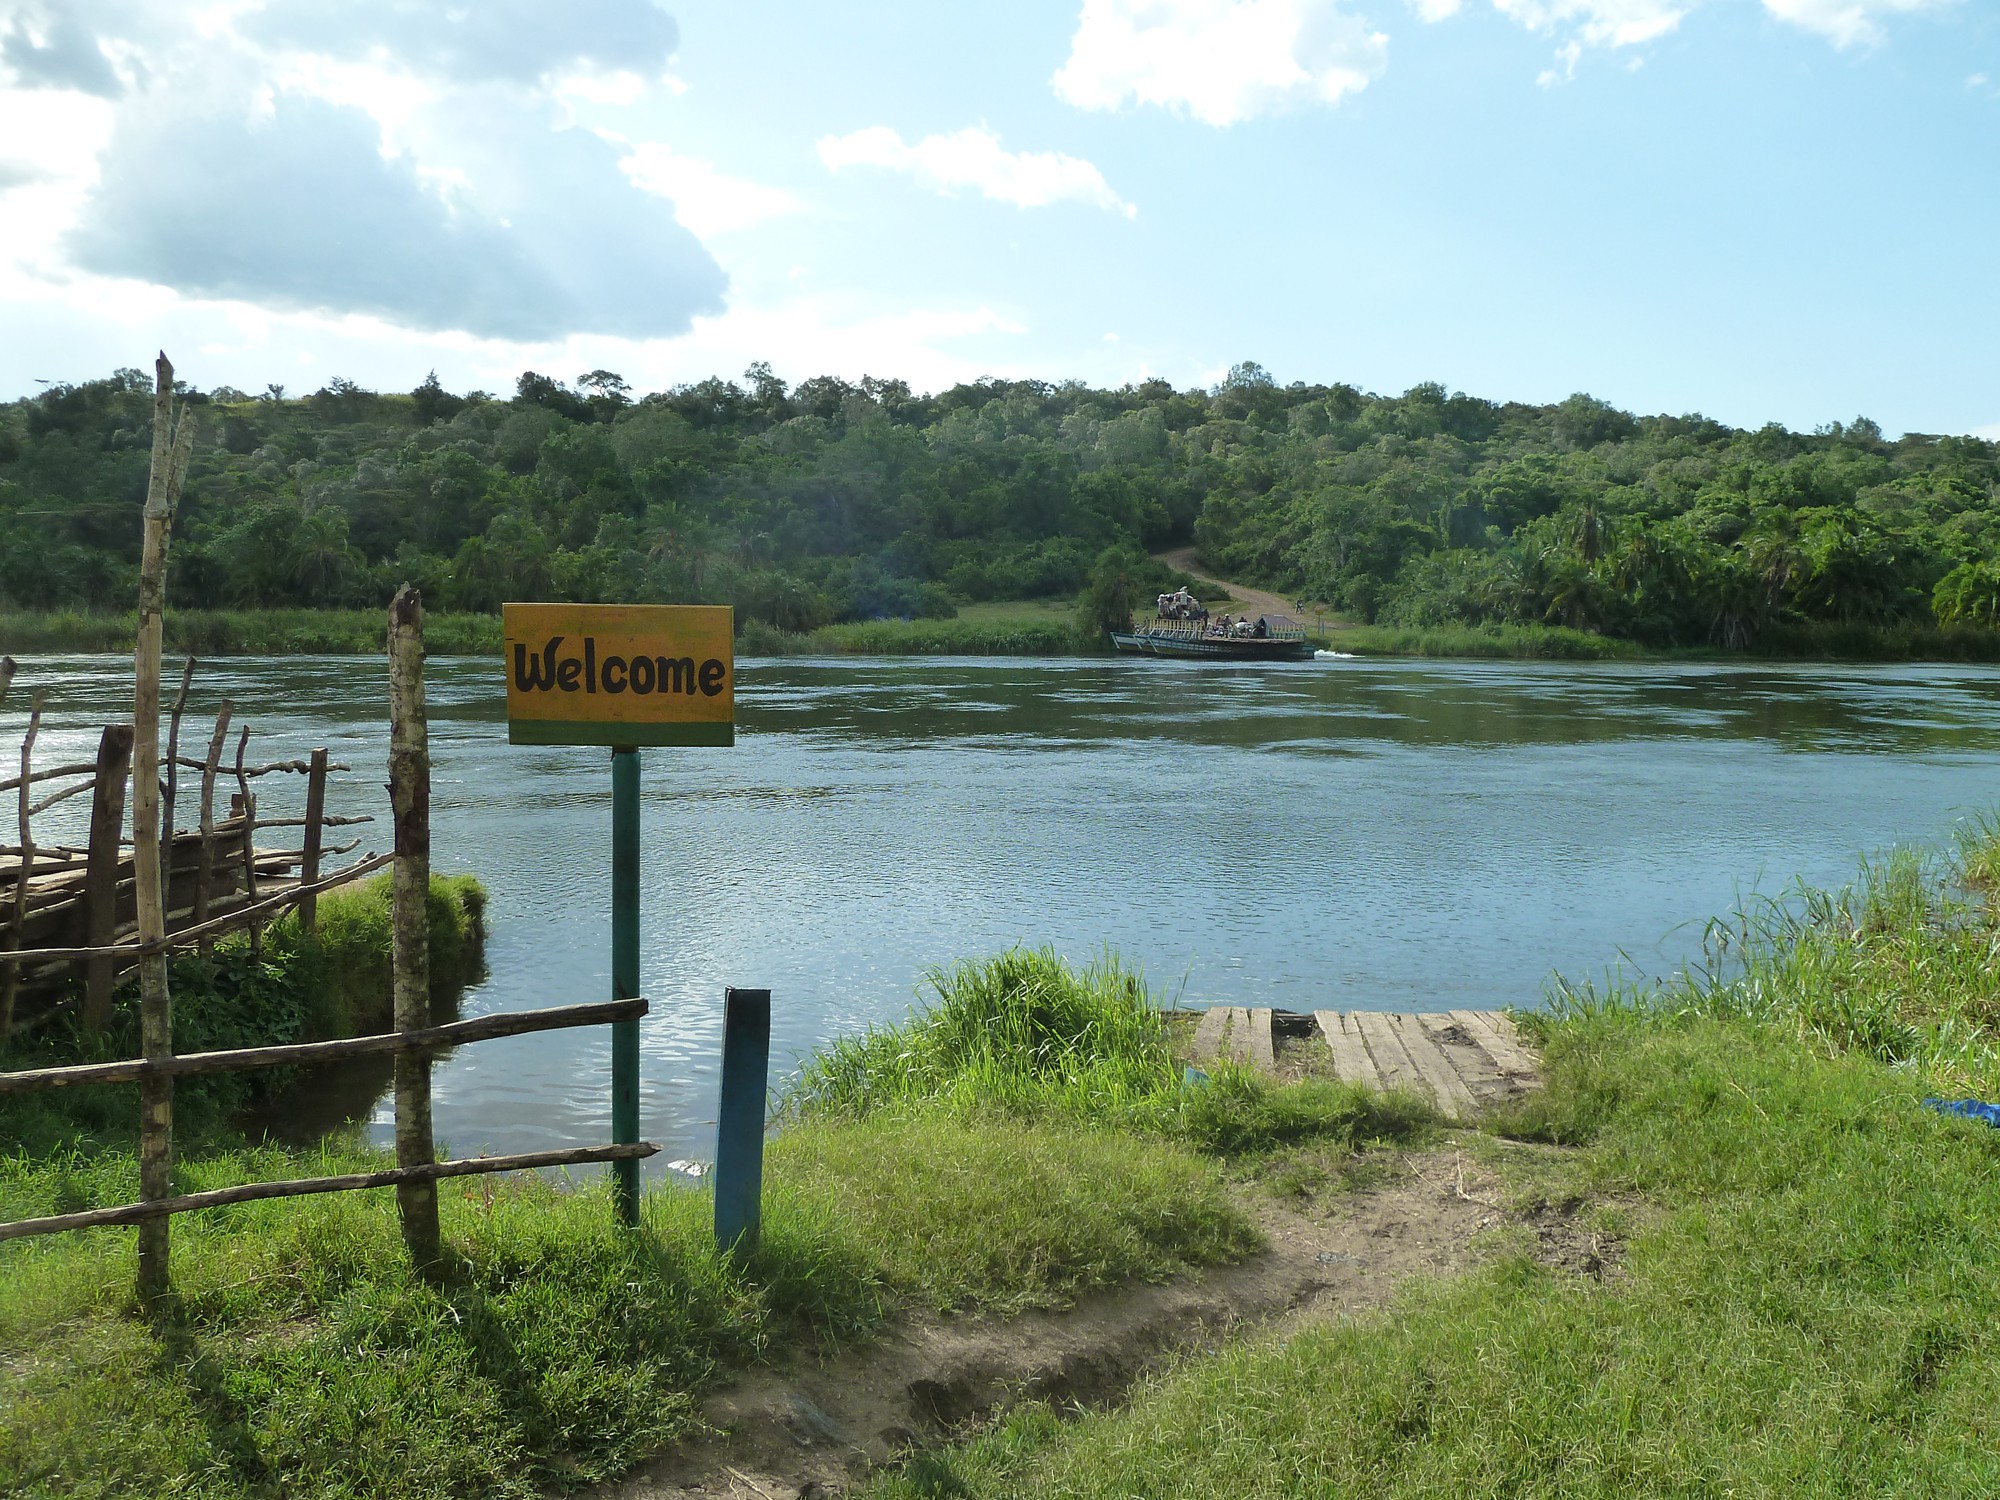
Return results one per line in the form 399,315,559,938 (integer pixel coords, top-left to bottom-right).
0,609,506,656
3,873,485,1154
0,606,1089,660
0,948,1409,1498
740,614,1086,657
1332,622,1650,660
11,605,2000,663
863,828,2000,1498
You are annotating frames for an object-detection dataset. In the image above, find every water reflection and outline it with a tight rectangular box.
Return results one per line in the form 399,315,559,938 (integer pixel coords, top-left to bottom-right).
10,652,2000,1170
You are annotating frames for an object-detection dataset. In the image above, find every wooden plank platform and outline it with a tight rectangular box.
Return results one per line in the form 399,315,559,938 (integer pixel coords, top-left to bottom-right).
1187,1007,1541,1117
1319,1009,1538,1115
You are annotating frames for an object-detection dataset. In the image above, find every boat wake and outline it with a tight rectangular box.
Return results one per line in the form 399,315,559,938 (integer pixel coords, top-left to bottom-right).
1314,649,1356,660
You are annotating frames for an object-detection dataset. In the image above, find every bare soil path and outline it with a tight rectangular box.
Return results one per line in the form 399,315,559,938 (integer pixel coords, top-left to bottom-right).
592,1143,1605,1500
1153,547,1301,621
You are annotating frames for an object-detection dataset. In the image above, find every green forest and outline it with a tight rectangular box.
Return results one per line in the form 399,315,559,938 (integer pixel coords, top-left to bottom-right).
5,360,1999,652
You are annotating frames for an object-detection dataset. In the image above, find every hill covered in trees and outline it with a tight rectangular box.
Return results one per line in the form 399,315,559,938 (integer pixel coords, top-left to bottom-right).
4,361,1998,651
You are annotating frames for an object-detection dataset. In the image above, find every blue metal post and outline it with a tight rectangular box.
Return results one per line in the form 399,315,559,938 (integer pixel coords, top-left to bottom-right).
714,986,770,1255
610,746,641,1226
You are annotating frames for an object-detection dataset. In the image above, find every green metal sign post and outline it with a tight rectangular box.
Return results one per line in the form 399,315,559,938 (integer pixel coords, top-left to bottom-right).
501,604,736,1231
610,746,641,1225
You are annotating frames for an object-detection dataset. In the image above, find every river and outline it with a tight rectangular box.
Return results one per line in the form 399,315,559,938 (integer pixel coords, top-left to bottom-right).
11,653,2000,1168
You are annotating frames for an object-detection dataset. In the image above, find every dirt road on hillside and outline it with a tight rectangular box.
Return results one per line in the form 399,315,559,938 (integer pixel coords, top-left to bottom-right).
1154,547,1301,620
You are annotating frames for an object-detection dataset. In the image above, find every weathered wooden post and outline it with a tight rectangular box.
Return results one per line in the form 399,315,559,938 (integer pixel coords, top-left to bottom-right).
191,702,232,955
388,585,442,1275
2,687,41,1045
80,724,136,1032
133,349,195,1301
298,747,328,935
714,986,771,1255
0,656,14,707
232,728,260,959
159,657,194,907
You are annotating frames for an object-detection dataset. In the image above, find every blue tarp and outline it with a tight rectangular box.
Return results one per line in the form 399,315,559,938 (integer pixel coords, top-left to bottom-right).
1924,1098,2000,1128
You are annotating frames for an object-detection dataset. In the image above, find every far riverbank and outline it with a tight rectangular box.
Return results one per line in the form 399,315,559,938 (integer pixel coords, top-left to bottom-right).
9,606,2000,662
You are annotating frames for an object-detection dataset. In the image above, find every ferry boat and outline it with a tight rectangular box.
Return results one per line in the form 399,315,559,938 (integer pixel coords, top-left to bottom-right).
1109,612,1313,662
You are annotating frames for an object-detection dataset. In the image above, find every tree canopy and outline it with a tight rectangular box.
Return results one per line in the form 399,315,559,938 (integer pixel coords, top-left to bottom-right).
3,364,1996,649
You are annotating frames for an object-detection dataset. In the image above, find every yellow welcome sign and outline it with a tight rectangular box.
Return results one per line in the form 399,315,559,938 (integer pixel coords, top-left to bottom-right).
503,603,734,747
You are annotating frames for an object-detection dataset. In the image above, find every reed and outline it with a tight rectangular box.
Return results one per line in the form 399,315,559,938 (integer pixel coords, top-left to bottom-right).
1334,622,1647,660
1540,818,2000,1106
789,946,1432,1153
739,616,1086,657
0,610,505,657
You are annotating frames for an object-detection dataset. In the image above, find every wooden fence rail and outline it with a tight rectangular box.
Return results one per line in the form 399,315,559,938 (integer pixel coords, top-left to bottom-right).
0,996,646,1093
0,1143,662,1243
0,995,656,1241
2,673,376,1038
0,850,392,966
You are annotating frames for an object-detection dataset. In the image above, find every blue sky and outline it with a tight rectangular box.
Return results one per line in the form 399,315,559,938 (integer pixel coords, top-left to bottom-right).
0,0,1992,435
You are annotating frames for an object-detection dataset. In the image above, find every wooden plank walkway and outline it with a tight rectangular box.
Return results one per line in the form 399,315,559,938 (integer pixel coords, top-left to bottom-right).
1188,1007,1540,1116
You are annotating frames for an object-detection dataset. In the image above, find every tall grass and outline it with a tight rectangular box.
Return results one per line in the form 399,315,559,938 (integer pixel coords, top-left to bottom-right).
0,610,505,656
295,870,488,1034
1337,623,1647,660
1543,820,2000,1100
791,946,1433,1154
793,948,1176,1117
1762,619,2000,661
739,616,1086,656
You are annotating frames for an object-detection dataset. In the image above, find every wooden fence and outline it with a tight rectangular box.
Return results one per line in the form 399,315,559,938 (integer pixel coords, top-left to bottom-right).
2,359,658,1296
0,997,656,1243
0,603,659,1275
1,660,377,1041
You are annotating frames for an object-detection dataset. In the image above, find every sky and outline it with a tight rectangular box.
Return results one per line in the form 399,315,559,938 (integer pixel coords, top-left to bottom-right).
0,0,1993,436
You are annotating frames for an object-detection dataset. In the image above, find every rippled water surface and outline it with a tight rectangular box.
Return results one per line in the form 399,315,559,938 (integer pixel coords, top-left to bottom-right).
13,652,2000,1166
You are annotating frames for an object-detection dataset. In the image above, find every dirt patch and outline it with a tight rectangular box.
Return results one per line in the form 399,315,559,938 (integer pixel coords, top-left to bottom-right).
1518,1193,1636,1283
594,1148,1517,1500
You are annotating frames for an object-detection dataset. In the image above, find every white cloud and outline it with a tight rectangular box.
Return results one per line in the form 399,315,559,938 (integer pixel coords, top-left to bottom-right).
645,297,1029,392
555,67,649,106
1537,38,1585,83
617,140,803,237
1759,0,1952,49
0,1,731,342
1447,0,1951,64
818,125,1135,217
1493,0,1688,49
1975,421,2000,442
1053,0,1388,127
